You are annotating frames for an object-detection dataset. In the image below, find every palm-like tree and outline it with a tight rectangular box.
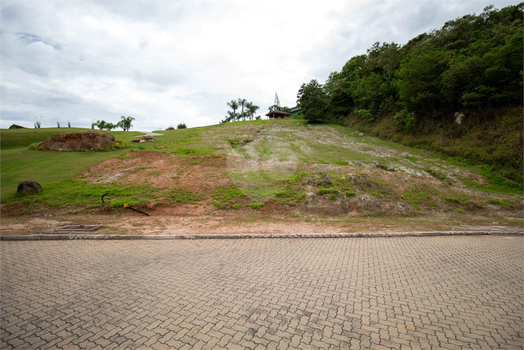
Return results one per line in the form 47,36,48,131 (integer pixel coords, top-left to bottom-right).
227,100,239,120
246,102,259,120
238,98,247,121
226,111,236,123
118,116,135,131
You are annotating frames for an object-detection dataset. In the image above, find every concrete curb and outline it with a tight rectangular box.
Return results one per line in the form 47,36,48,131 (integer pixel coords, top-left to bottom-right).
1,231,523,241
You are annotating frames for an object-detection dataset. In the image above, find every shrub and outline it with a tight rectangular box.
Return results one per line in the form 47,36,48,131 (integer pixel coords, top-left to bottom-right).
393,109,417,133
355,109,374,122
177,123,187,129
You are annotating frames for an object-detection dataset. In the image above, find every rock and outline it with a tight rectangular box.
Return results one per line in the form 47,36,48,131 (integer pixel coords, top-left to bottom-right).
322,176,333,186
468,202,482,209
9,124,25,129
141,135,155,142
454,112,465,125
17,181,42,194
38,131,116,151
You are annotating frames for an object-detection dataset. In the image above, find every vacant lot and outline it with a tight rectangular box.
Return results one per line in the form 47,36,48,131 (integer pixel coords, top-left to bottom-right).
1,120,522,234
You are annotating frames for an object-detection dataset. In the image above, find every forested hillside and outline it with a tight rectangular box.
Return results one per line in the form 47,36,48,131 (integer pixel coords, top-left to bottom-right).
297,4,523,182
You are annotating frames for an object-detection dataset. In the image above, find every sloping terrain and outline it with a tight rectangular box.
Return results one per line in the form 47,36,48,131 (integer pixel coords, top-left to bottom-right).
2,119,522,234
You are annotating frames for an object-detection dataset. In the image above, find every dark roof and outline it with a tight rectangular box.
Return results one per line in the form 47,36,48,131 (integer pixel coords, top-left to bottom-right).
266,110,292,116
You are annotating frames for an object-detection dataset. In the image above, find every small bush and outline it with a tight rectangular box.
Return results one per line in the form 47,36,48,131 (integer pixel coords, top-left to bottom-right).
28,142,41,150
248,203,264,209
166,126,175,130
317,188,330,195
177,123,187,129
393,109,417,133
102,140,127,151
355,109,374,122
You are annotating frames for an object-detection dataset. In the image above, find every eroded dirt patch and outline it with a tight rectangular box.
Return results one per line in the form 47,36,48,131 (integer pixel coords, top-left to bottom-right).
78,151,231,192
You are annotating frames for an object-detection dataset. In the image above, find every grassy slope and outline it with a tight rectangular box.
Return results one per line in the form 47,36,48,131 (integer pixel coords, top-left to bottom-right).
344,107,524,183
1,121,522,221
1,128,143,201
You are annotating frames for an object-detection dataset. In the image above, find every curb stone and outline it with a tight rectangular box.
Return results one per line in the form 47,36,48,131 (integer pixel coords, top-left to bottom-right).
1,231,523,241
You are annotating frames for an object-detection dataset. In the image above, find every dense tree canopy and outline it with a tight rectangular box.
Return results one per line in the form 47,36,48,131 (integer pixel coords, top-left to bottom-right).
297,3,523,127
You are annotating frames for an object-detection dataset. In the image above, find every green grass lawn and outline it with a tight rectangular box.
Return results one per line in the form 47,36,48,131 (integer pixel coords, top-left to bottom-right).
1,128,144,201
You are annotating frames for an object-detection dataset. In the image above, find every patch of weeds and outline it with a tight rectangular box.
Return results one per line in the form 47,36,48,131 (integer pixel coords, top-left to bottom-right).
405,156,419,162
403,189,438,210
212,185,247,208
424,168,447,181
487,198,513,206
248,203,264,209
167,189,205,205
345,190,356,196
317,188,331,195
428,200,439,208
102,140,127,151
463,166,523,195
333,160,349,166
329,192,338,200
232,204,241,210
443,196,470,205
28,142,41,150
457,209,465,214
119,155,134,160
228,138,252,148
376,163,389,171
173,147,213,157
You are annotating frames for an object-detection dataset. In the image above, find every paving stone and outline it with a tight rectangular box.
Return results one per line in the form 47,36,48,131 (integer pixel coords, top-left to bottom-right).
1,236,523,349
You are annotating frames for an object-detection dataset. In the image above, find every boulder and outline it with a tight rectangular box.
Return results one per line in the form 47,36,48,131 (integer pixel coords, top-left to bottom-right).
17,181,42,194
38,131,116,151
9,124,25,129
454,112,465,125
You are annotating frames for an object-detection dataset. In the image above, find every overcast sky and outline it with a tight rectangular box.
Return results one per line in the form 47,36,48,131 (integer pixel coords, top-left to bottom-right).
0,0,519,131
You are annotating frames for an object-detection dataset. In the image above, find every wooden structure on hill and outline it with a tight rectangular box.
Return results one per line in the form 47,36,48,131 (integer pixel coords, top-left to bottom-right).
266,110,291,119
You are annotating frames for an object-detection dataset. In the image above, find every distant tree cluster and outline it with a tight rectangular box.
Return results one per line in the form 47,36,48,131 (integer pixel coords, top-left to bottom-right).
92,116,135,131
267,105,292,113
297,4,523,130
221,98,259,123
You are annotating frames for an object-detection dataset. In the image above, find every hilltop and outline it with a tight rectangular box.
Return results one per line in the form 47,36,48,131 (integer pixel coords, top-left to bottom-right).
1,119,522,235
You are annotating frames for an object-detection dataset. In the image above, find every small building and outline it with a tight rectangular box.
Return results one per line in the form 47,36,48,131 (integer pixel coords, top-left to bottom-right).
266,110,291,119
290,106,301,117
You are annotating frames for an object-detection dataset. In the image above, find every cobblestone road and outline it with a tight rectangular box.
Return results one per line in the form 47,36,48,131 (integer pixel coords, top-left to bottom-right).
1,236,523,349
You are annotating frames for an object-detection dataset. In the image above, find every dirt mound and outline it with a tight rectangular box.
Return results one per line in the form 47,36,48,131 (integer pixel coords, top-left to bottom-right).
39,131,115,151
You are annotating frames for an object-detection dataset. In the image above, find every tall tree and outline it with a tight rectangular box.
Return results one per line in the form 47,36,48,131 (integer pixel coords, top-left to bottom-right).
227,100,239,120
246,102,259,120
297,80,329,123
238,98,247,121
118,116,135,131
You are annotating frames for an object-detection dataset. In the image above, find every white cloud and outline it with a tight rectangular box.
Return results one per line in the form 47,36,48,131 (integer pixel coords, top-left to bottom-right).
0,0,520,131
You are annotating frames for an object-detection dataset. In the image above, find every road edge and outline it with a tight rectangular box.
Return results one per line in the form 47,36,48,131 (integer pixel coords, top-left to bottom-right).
1,230,523,241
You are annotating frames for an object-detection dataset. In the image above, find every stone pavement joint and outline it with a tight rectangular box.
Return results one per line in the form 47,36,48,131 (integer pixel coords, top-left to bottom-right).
1,236,523,349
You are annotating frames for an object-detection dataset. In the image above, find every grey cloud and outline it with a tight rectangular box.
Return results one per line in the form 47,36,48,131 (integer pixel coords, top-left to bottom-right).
17,32,62,50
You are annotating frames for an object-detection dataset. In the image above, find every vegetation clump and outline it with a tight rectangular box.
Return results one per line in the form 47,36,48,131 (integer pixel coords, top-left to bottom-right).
296,4,523,182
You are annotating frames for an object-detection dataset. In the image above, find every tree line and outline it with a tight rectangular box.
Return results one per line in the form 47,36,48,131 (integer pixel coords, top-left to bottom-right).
297,4,523,131
221,98,260,123
92,116,135,131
